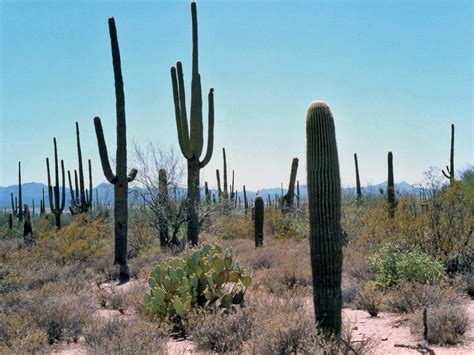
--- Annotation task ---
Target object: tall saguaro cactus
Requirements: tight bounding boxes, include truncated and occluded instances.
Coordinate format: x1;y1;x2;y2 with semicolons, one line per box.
222;148;228;200
46;138;66;228
306;101;342;336
94;17;137;280
282;158;299;210
11;162;24;222
75;122;88;212
158;168;170;247
254;196;264;247
171;2;214;245
387;151;396;217
442;124;455;184
354;153;362;203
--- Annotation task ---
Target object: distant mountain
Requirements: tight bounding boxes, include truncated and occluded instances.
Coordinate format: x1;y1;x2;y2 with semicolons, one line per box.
0;181;421;209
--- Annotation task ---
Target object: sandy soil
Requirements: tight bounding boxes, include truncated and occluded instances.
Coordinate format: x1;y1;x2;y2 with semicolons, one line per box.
53;280;474;355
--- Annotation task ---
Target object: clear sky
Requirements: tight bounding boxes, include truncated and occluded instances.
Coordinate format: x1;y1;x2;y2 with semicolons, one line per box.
1;0;472;191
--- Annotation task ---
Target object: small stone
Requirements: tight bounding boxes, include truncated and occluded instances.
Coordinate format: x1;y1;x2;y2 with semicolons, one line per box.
381;337;388;341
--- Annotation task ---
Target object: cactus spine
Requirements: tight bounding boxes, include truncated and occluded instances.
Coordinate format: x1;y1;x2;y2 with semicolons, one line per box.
46;138;66;228
442;124;455;184
387;151;396;217
254;196;264;247
354;153;362;203
171;2;214;245
306;101;342;336
93;17;138;280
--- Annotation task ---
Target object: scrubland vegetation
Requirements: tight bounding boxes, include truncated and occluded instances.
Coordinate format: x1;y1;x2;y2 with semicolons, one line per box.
1;167;472;353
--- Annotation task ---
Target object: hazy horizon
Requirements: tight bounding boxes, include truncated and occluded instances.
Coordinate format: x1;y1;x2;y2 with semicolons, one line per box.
1;0;472;191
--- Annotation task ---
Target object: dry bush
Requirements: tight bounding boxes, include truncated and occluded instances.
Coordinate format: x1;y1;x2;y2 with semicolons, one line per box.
410;304;470;345
127;218;160;258
385;283;460;314
355;283;383;317
207;212;253;240
84;318;165;353
343;246;374;284
191;307;254;352
264;208;309;240
248;295;373;354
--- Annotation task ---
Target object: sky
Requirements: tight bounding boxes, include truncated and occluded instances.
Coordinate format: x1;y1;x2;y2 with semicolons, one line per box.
0;0;472;191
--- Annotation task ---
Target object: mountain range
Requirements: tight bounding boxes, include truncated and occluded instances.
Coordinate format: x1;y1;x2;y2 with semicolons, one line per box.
0;181;421;209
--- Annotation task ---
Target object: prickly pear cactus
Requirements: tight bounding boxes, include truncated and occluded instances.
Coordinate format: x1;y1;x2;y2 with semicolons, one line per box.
144;244;251;323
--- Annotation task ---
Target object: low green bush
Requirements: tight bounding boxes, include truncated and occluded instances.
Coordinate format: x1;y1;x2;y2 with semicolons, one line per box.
370;244;445;289
144;244;251;324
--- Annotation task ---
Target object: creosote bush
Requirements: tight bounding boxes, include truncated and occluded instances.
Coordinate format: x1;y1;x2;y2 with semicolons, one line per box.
355;282;383;317
369;244;445;289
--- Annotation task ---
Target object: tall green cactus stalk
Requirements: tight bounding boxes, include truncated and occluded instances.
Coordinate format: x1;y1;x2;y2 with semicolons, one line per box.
158;168;170;247
40;188;45;216
267;194;271;207
222;148;228;200
23;205;32;237
88;159;93;209
11;162;24;222
216;169;222;202
230;170;235;200
32;200;35;217
354;153;362;203
306;101;342;336
387;151;396;217
204;181;211;204
46;138;66;228
243;185;248;215
94;17;138;280
171;2;214;246
442;124;455;184
67;170;78;214
75;122;88;212
296;180;300;208
8;214;12;229
282;158;299;210
254;196;264;247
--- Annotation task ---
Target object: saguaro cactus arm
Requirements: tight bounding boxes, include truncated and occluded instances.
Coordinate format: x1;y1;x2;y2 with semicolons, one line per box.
199;88;214;168
171;64;192;159
94;117;117;184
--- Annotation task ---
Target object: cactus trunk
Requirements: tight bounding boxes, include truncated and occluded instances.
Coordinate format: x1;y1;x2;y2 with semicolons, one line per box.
387;152;396;217
158;168;170;247
442;124;455;184
354;153;362;203
254;196;264;247
306;101;342;336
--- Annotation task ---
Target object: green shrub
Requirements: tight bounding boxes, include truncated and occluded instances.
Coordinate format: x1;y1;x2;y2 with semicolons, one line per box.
370;244;445;289
144;244;251;323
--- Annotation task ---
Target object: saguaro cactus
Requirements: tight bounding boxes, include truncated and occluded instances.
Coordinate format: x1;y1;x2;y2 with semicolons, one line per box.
46;138;66;228
442;124;455;184
282;158;299;210
222;148;228;200
306;101;342;336
94;17;138;280
243;185;249;215
254;196;264;247
354;153;362;203
296;180;300;208
216;169;222;202
23;205;32;237
8;214;13;229
75;122;88;212
11;162;23;222
387;151;396;217
204;181;211;204
87;159;93;209
171;2;214;245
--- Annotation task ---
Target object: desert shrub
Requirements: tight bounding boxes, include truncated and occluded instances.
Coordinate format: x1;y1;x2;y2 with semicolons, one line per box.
84;318;165;353
264;209;309;240
343;246;374;283
207;212;253;240
369;244;445;289
36;214;110;263
191;307;254;352
128;218;160;258
144;244;251;324
355;283;383;317
385;283;460;314
410;304;469;345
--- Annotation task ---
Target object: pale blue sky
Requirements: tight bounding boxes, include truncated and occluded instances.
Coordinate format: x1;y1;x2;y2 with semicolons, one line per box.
1;0;472;191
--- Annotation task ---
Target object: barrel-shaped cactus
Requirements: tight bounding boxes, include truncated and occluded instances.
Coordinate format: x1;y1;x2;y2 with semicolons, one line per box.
171;2;214;246
254;196;264;247
306;101;342;336
93;18;137;280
